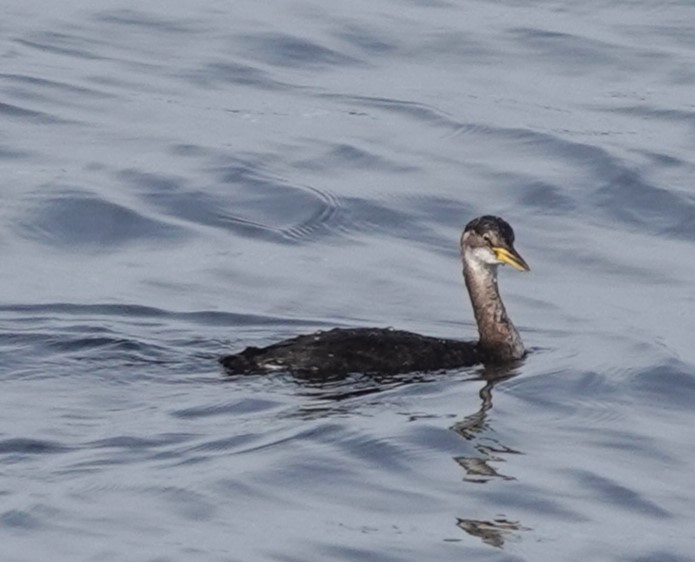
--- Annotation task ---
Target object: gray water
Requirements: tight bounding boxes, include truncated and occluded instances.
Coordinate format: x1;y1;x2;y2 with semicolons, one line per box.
2;1;695;560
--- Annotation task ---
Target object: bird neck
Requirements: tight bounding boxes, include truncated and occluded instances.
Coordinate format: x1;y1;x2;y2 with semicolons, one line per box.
463;259;525;361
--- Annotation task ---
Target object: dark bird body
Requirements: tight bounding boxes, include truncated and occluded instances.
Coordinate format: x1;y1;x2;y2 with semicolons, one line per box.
219;327;481;377
220;216;530;377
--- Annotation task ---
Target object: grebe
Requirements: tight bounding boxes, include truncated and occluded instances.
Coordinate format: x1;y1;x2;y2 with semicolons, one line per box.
220;215;529;376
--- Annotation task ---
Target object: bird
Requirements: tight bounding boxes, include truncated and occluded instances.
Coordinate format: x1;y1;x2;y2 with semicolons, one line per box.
220;215;530;377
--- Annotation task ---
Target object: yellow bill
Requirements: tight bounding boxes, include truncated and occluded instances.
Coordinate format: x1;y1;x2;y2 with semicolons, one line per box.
493;246;530;272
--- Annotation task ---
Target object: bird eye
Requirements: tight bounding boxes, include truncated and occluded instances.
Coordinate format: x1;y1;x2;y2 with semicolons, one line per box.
482;234;492;245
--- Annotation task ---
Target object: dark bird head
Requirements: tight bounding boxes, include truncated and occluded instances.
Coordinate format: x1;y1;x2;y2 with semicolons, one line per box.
461;215;530;272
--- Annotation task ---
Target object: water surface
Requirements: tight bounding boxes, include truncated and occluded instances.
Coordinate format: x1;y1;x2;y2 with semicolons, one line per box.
2;1;695;560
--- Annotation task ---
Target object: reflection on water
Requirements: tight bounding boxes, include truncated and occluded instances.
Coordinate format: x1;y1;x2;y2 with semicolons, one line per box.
450;366;527;546
451;366;519;440
457;517;530;549
455;442;519;484
266;363;532;549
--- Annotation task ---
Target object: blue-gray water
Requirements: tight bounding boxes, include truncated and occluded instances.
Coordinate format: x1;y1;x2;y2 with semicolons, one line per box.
2;1;695;560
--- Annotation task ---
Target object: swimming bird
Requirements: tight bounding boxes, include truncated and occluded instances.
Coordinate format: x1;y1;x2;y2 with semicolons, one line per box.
220;215;529;376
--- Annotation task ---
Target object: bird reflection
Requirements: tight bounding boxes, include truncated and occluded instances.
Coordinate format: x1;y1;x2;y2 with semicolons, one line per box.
451;364;517;440
267;360;531;547
451;365;521;483
456;517;530;548
452;364;530;547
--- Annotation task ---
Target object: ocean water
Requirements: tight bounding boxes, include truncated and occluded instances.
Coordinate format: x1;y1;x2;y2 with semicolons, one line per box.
1;1;695;560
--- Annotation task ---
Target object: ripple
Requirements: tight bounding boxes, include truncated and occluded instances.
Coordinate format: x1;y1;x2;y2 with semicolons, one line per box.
87;434;193;450
593;166;695;241
44;335;152;354
336;25;398;56
608;104;695;127
506;370;627;427
0;509;42;529
310;544;419;562
239;32;361;68
0;438;72;455
0;143;30;159
320;427;415;472
294;142;418;174
190;61;291;90
632;552;694;562
481;483;589;522
628;359;695;412
566;469;672;519
0;302;326;328
484;122;695;240
15;31;104;61
120;148;475;251
120;165;345;245
17;192;188;249
0;72;115;103
324;94;464;131
510;28;620;70
0;101;69;124
172;398;281;419
95;9;200;34
517;180;577;213
0;302;337;381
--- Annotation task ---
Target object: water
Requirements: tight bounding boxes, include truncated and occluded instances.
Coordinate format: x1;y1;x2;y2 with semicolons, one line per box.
1;0;695;560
